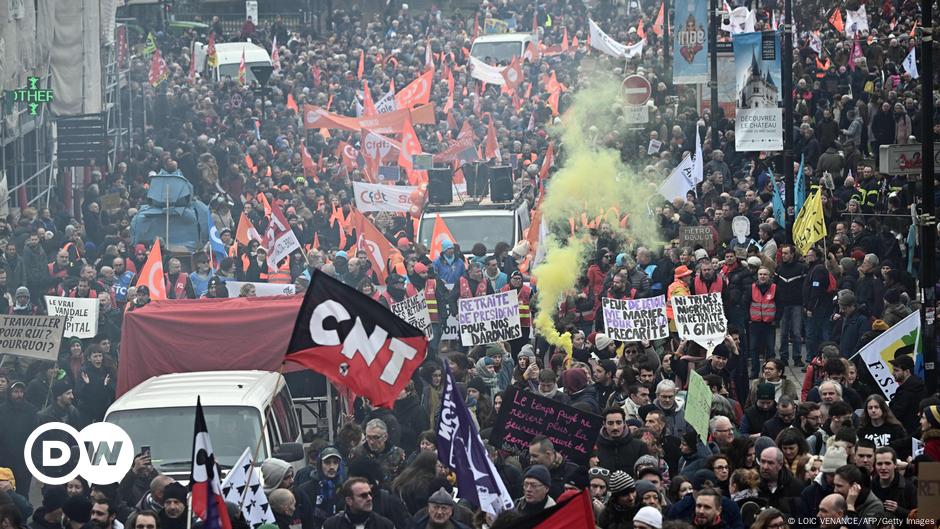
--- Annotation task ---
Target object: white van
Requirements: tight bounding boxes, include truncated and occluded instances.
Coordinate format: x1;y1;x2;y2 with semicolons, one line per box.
418;195;530;257
470;33;537;65
194;41;273;84
104;370;304;481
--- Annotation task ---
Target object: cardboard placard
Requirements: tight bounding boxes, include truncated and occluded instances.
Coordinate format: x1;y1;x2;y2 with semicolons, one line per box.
648;139;663;155
392;293;433;338
917;462;940;519
686;371;714;445
679;226;716;252
45;296;99;339
441;314;459;340
99;193;123;211
672;293;727;354
0;315;65;361
458;290;522;346
602;295;668;341
489;387;602;466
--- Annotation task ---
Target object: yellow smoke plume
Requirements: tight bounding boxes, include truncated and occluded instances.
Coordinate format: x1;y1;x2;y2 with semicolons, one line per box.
533;71;662;358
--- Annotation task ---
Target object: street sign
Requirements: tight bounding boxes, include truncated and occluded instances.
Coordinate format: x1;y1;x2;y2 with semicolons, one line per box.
878;143;940;175
621;75;651;106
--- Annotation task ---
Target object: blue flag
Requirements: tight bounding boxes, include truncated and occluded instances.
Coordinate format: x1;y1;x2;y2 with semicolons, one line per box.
794;154;806;216
770;171;786;228
208;218;228;267
436;364;514;517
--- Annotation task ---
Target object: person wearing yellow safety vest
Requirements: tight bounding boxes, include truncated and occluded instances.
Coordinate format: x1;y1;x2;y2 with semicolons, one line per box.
748;267;777;378
501;271;533;359
666;265;693;333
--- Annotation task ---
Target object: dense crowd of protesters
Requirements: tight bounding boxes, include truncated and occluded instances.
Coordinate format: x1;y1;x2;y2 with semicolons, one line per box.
2;0;940;528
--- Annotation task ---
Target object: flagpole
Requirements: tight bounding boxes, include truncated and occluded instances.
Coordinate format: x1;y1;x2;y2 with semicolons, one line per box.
783;0;795;243
186;495;192;529
919;0;937;396
239;364;286;513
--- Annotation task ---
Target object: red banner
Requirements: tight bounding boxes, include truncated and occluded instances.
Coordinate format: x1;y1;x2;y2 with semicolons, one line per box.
303;103;436;134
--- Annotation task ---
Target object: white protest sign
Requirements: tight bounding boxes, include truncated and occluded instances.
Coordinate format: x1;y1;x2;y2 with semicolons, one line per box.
0;315;65;361
224;281;296;298
602;295;668;342
441;314;460;340
914;437;925;458
353;181;418;213
732;215;750;243
672;293;727;354
392;293;433;338
458;290;522;346
648;139;663;155
45;296;99;339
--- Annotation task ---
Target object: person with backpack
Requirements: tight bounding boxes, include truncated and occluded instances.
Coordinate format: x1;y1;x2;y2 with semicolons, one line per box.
802;247;836;364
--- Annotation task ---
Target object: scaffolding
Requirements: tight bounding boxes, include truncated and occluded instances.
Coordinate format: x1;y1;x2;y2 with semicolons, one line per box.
1;71;57;214
103;30;132;168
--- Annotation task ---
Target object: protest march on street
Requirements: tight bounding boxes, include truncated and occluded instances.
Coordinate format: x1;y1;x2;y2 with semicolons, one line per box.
1;0;940;528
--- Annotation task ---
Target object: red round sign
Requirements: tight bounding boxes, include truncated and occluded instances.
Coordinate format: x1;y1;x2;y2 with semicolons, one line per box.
622;75;651;106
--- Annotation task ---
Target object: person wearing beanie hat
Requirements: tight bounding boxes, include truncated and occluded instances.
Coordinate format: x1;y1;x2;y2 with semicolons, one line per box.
633;505;663;529
261;458;293;495
594;333;614;355
516;465;556;514
158;483;188;529
560;368;599;414
597;470;638;528
821;446;847;473
635;480;660;507
63;495;92;527
432;238;465;284
666;266;692;328
37;486;69;528
417;486;465;529
889;354;926;432
37;378;81;428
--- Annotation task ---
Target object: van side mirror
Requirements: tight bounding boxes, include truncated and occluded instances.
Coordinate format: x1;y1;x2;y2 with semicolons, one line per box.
272;442;304;462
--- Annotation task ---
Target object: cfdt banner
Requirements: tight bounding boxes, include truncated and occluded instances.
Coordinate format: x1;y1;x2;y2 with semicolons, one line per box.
672;0;709;84
733;31;783;151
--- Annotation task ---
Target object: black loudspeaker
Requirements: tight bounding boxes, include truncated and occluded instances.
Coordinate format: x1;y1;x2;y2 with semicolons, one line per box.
488;165;513;202
428;167;453;204
462;162;489;197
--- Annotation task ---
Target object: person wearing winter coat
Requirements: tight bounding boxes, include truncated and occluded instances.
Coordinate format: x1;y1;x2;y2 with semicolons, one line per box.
297;447;346;529
888;355;927;433
595;408;650;475
561;368;599;415
392;383;429;456
833;290;870;358
75;346;116;424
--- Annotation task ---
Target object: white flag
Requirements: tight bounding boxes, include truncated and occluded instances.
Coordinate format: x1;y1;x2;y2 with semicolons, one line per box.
375;89;398;114
468;56;507;86
845;5;869;36
903;47;920;79
726;7;752;34
857;311;920;402
692;126;704;185
221;448;275;529
624;39;645;59
659;155;696;202
589;19;628;57
744;9;757;32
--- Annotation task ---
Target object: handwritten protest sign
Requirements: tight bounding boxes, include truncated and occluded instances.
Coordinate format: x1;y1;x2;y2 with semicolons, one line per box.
918;463;940;519
0;315;65;361
679;226;716;252
673;292;727;354
45;296;99;339
489;387;602;466
392;293;432;338
602;295;668;341
224;281;296;298
458;290;521;346
441;314;459;340
686;371;714;444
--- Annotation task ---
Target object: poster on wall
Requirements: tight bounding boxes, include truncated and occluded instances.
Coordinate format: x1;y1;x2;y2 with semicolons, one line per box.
733;31;783;151
672;0;709;84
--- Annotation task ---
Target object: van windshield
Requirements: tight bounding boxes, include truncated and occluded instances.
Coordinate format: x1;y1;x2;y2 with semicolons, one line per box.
107;406;265;469
217;62;268;84
470;42;523;65
419;214;515;253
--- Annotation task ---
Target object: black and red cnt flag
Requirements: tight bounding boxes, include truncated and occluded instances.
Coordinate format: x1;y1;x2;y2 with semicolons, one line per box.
499;489;595;529
285;269;427;408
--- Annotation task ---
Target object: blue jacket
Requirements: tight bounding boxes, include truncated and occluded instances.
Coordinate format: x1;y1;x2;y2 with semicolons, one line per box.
432;254;465;284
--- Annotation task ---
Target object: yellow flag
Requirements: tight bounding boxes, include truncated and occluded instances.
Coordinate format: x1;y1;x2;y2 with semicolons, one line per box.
143;32;157;57
793;188;827;255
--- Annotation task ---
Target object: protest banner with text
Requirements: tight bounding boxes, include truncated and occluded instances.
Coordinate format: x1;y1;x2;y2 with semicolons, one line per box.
392;293;433;338
673;293;727;354
602;296;669;341
0;315;65;361
458;291;522;346
489;387;602;466
45;296;99;339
